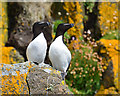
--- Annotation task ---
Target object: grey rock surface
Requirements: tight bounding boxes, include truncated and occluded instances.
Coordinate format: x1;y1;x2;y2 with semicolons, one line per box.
0;62;31;94
1;61;30;76
102;60;114;88
27;63;72;94
0;62;72;94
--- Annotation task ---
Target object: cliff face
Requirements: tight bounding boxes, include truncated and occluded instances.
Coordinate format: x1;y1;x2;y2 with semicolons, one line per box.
1;62;72;94
95;39;120;95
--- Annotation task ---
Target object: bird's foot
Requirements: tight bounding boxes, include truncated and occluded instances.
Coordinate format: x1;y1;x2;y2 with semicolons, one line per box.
31;61;39;65
61;72;67;80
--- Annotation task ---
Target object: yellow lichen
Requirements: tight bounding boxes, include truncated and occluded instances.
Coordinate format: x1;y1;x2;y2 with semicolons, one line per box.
96;85;118;95
96;39;120;94
99;2;118;36
0;46;24;64
0;2;16;64
2;74;29;94
63;2;83;50
1;62;33;94
98;39;119;58
61;80;65;85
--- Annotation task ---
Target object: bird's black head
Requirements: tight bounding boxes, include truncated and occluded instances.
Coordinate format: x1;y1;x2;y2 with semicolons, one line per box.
32;21;51;40
55;23;74;40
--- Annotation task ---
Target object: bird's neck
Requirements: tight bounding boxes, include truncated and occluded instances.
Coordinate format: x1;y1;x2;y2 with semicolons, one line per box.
54;30;64;43
32;31;42;40
55;35;64;44
32;32;43;40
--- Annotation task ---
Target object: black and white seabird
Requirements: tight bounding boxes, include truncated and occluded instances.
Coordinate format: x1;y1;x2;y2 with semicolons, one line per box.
26;21;50;64
49;23;74;80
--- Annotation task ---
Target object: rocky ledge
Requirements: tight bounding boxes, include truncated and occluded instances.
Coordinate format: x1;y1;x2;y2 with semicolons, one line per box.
0;62;72;95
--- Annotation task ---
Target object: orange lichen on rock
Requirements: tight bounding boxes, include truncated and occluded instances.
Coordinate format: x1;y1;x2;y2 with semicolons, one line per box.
0;2;15;64
1;47;14;64
96;39;120;94
98;39;119;57
0;2;24;64
96;85;118;95
0;2;8;44
112;55;119;91
2;74;29;94
1;62;33;94
64;2;83;37
0;46;24;64
99;2;118;36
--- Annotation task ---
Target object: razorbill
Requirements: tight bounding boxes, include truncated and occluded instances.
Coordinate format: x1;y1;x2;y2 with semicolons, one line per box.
49;23;74;80
26;21;50;64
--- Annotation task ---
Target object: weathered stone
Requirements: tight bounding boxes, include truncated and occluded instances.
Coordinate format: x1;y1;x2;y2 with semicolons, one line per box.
95;39;120;94
0;62;31;94
27;63;72;94
1;61;30;76
1;47;24;64
10;47;25;63
0;62;72;95
102;60;114;88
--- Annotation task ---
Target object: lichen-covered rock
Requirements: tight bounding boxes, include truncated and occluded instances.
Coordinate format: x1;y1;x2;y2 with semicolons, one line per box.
95;39;120;94
0;47;24;64
0;62;72;95
112;55;119;91
27;63;72;94
0;61;32;94
102;60;114;88
95;85;118;95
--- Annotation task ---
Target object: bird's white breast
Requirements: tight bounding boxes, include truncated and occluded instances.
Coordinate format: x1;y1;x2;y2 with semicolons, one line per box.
49;36;71;72
26;33;47;64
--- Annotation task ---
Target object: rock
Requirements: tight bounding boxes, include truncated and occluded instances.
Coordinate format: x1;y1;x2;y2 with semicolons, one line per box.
27;63;72;94
1;61;31;76
112;54;120;92
1;62;31;94
1;47;24;64
95;86;119;95
0;62;72;94
6;28;33;61
95;39;120;94
102;60;114;88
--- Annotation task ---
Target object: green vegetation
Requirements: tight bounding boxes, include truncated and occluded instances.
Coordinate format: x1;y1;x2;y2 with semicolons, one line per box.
53;20;64;33
53;20;70;43
66;42;103;95
84;2;95;13
100;30;119;40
